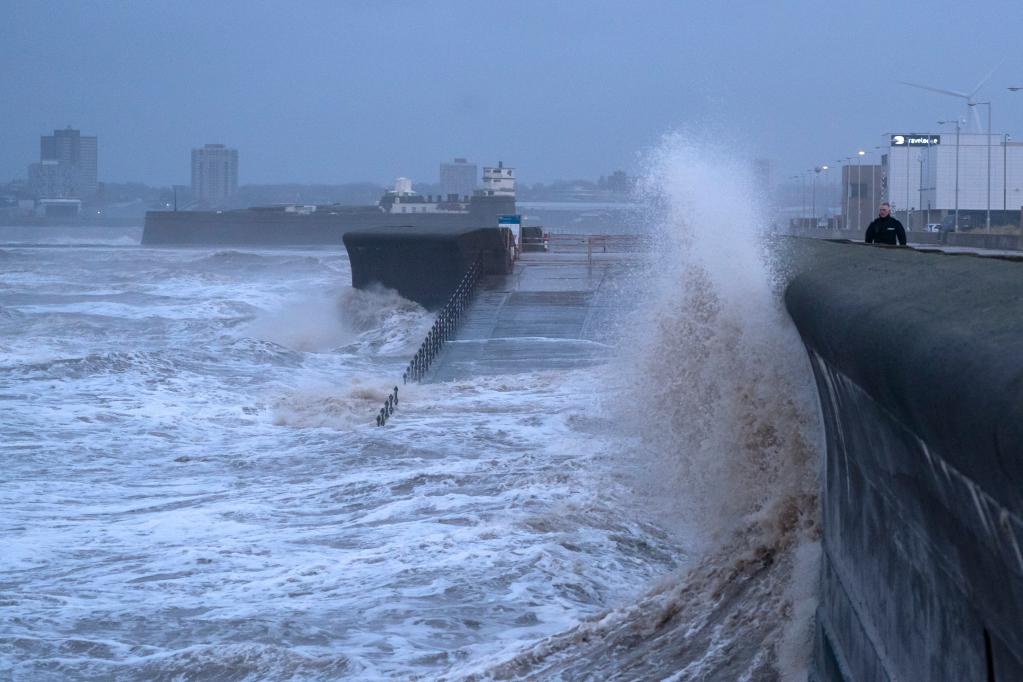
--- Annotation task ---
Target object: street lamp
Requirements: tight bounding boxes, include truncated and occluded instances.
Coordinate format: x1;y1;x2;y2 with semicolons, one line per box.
810;168;821;226
1007;87;1023;219
939;118;962;231
844;157;855;229
1005;134;1011;212
836;160;845;229
800;173;808;226
872;146;884;221
857;150;865;231
821;165;830;227
969;101;992;230
818;166;826;228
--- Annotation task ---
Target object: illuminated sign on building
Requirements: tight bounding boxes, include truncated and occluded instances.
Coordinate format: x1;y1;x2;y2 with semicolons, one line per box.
891;134;941;146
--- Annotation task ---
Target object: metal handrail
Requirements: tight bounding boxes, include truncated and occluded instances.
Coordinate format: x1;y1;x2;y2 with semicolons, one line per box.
375;254;484;426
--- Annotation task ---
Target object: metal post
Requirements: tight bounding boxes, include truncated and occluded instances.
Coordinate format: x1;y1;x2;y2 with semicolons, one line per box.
811;169;817;226
1004;133;1009;212
856;155;862;232
987;103;992;230
949;120;957;232
871;159;876;224
905;144;911;229
801;173;807;226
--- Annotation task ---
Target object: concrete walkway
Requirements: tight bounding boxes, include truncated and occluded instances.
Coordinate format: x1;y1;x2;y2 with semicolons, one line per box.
426;250;642;382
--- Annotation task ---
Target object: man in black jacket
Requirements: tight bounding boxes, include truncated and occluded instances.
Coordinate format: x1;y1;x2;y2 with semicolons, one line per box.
864;202;907;245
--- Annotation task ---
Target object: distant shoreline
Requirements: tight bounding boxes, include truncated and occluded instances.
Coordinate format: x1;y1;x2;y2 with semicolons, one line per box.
0;217;144;228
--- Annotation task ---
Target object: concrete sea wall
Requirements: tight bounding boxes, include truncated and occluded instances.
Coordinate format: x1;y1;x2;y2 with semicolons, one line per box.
789;227;1023;251
142;196;515;246
782;240;1023;680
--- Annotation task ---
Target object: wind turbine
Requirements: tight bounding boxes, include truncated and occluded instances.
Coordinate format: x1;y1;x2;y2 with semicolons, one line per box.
900;64;1000;133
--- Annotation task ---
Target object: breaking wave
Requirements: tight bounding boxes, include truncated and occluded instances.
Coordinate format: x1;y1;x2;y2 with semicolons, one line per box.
245;284;432;355
459;133;823;680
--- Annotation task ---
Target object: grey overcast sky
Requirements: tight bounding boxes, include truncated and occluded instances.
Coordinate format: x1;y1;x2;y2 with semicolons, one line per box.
3;0;1023;186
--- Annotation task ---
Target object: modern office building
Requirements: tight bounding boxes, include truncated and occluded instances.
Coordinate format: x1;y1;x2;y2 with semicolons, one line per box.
191;144;239;206
882;132;1023;229
28;127;98;198
439;158;477;199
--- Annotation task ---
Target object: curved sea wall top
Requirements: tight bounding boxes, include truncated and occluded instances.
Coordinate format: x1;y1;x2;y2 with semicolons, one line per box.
782;239;1023;681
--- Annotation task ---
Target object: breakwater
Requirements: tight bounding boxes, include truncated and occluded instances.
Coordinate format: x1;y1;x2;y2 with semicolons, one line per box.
141;195;514;246
341;225;513;309
783;239;1023;680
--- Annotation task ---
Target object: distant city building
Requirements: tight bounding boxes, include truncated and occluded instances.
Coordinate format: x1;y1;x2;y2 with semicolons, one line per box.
28;126;98;198
879;132;1023;229
191;144;238;206
439;158;477;199
827;133;1023;231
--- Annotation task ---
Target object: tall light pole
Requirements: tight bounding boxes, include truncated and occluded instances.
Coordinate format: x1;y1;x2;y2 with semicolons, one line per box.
970;101;992;230
1009;88;1023;220
847;155;855;228
818;166;826;228
905;141;912;228
845;156;854;229
810;168;819;226
857;150;865;232
800;173;807;226
1004;133;1010;212
939;118;962;231
834;159;842;226
872;145;884;221
821;165;830;227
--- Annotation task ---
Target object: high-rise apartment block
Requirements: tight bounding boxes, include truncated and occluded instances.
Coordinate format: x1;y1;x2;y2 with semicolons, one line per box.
191;144;238;206
28;127;98;198
439;158;477;199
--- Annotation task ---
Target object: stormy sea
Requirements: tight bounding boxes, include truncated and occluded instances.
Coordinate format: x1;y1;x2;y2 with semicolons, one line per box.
1;141;822;681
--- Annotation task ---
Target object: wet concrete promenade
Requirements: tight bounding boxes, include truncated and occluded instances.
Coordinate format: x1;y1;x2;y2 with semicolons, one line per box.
426;245;645;382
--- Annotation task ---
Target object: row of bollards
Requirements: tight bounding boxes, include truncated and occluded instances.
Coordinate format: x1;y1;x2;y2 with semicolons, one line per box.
375;386;399;427
376;255;483;426
402;256;482;385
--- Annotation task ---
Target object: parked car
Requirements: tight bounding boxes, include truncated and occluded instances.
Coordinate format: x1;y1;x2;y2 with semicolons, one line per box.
926;223;942;232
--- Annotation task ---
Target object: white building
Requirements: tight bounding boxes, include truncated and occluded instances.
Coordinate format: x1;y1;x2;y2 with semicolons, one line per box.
884;132;1023;228
191;144;238;206
481;161;515;197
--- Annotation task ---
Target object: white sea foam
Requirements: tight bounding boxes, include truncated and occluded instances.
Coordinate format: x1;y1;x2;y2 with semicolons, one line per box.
0;235;683;680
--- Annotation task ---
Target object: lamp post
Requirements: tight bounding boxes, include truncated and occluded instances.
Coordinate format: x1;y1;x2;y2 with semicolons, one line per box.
818;166;826;228
857;150;865;232
1005;134;1010;212
800;173;807;227
905;141;912;228
969;101;992;230
872;146;884;221
939;118;962;231
1007;87;1023;220
811;168;820;226
844;157;854;229
791;175;801;227
830;159;838;226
